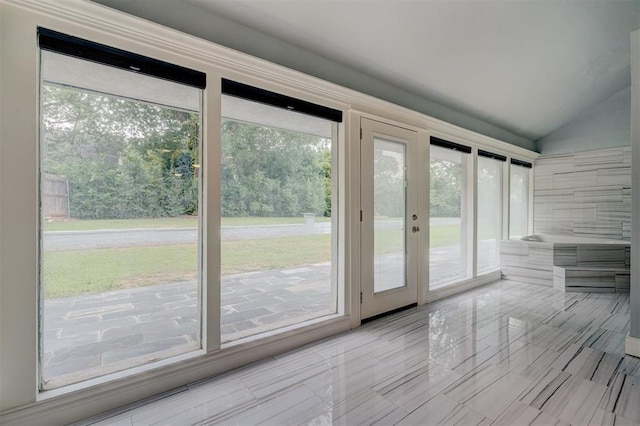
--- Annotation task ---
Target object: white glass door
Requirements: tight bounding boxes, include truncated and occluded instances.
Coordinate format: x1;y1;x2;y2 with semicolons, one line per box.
360;118;418;319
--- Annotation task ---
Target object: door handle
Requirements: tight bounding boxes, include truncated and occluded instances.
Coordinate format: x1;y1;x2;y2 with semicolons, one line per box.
412;226;420;233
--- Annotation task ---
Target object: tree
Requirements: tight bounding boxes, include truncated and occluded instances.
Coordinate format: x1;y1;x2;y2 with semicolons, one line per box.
373;148;404;218
430;159;462;217
221;120;331;217
477;159;501;237
41;83;201;219
42;83;333;221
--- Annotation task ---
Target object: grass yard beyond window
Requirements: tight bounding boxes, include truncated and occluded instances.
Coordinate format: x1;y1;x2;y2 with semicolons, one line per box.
44;234;333;298
44;224;463;298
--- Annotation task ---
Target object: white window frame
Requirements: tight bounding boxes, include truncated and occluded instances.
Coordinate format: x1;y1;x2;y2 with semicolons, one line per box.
217;80;344;344
424;139;536;303
0;4;352;422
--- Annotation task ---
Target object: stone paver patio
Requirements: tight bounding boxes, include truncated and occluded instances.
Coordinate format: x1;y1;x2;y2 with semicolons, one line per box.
42;263;333;388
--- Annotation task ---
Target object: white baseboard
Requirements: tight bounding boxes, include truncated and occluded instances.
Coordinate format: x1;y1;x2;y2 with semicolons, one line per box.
425;271;501;303
626;333;640;358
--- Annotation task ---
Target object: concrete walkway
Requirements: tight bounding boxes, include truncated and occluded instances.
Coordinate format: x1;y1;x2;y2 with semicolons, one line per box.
42;223;332;251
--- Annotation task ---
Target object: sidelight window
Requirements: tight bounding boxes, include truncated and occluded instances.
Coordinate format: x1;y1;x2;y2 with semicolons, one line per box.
477;151;505;273
509;160;531;238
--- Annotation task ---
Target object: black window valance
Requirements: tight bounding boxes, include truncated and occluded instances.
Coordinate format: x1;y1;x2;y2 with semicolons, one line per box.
38;27;206;89
222;79;342;122
430;136;472;154
478;149;507;162
511;158;532;168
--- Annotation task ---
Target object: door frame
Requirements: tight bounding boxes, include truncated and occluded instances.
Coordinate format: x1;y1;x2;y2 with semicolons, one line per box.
359;115;429;320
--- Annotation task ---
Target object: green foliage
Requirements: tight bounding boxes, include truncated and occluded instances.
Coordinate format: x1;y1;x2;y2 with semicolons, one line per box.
42;84;200;219
221;120;331;217
42;84;333;221
373;147;404;217
321;149;332;217
430;158;462;217
477;158;502;233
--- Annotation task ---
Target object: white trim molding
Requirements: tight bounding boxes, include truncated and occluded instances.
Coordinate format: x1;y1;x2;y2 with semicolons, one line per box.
425;271;502;304
7;0;538;162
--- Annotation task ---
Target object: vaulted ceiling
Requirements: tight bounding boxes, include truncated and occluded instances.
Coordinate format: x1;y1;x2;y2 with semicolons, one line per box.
94;0;640;149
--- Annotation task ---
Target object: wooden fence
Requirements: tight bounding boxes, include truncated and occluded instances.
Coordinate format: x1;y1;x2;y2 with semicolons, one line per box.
42;174;69;219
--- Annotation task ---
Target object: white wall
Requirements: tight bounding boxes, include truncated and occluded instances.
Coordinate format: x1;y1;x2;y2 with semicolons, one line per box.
536;87;631;155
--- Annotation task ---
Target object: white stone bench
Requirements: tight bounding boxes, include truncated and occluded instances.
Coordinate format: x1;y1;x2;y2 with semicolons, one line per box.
553;266;630;293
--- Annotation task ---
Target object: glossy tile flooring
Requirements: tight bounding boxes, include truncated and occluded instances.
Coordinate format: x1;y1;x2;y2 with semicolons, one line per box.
79;279;639;425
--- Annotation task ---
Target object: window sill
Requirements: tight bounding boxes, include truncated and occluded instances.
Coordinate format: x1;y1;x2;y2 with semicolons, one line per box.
426;271;502;303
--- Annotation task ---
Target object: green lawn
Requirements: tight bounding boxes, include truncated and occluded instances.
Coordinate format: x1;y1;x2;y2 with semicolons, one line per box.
430;224;460;247
44;244;198;298
43;223;463;299
44;234;336;298
221;234;331;275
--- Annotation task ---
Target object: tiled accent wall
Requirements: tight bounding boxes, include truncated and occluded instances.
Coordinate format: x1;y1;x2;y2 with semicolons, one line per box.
534;146;631;240
553;266;630;293
500;240;553;286
500;239;630;291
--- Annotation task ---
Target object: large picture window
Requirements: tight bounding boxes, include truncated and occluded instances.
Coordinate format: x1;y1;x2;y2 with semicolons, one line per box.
510;160;531;238
477;152;504;273
39;30;204;389
220;81;340;342
429;140;471;288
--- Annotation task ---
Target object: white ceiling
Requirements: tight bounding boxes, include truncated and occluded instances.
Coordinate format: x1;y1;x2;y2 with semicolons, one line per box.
94;0;640;144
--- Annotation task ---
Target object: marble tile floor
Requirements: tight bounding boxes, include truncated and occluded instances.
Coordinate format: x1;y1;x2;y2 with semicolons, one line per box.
76;279;639;426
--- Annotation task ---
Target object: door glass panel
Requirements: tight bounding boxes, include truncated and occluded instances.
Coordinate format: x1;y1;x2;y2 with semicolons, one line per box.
429;145;469;288
510;164;529;238
220;95;338;343
39;50;202;389
477;156;502;273
373;138;406;292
